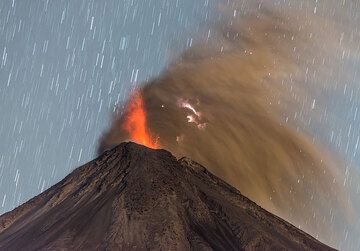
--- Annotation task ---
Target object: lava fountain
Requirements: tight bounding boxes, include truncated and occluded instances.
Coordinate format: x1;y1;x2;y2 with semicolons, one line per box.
122;90;159;149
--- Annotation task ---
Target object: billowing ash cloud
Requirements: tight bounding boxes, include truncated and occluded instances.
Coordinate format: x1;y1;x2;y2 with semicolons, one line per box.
98;2;360;249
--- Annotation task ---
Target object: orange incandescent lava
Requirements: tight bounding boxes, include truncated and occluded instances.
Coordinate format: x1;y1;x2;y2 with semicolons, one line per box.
122;90;159;149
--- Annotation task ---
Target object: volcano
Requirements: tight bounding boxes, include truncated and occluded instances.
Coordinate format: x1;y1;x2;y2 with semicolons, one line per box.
0;142;335;250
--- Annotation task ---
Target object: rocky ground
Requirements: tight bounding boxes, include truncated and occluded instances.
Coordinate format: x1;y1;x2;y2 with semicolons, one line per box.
0;142;336;250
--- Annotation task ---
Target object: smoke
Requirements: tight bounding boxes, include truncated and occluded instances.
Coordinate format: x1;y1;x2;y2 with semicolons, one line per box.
98;1;360;249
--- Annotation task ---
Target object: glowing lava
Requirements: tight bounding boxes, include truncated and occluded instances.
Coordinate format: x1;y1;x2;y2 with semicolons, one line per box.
122;90;159;149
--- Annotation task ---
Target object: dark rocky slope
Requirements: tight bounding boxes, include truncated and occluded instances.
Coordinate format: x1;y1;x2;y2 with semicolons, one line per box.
0;142;335;250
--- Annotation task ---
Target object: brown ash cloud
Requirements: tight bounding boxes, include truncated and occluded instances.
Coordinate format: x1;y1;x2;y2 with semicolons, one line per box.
98;3;360;249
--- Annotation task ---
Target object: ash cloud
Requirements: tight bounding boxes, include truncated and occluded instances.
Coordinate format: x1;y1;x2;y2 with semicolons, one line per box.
98;2;360;249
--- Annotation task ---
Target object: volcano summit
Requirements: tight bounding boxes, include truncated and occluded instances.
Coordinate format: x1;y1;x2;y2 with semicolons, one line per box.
0;142;335;250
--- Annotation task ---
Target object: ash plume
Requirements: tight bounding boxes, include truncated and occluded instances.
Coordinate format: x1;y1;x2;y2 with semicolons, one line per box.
98;2;360;249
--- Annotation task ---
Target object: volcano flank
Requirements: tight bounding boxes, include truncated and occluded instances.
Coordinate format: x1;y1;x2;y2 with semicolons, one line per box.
0;142;335;250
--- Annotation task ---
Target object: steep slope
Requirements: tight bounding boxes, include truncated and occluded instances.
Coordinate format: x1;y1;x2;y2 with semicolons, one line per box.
0;142;335;250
